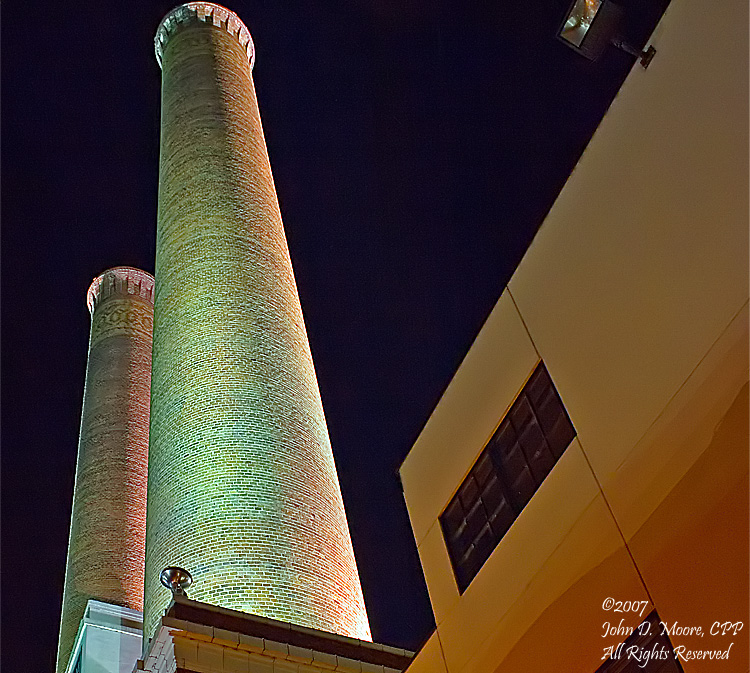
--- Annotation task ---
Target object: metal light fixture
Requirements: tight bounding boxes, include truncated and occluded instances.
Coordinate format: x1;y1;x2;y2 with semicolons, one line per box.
160;566;193;597
558;0;656;68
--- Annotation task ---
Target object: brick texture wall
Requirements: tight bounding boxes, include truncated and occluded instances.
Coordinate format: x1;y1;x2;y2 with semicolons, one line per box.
57;267;154;673
145;4;370;645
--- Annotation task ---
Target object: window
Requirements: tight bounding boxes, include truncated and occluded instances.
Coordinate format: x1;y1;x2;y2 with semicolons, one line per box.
440;362;576;592
597;610;685;672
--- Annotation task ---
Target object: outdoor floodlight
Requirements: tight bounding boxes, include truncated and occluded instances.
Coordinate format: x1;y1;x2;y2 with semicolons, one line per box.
558;0;656;68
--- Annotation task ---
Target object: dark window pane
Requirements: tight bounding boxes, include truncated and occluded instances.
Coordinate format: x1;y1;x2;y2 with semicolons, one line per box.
516;420;555;482
450;520;471;558
454;565;470;591
534;387;565;434
490;421;517;458
496;443;528;486
491;424;527;483
464;500;487;541
456;545;482;588
480;474;507;513
525;366;551;405
546;416;576;458
481;475;516;539
457;543;473;564
472;523;497;561
458;476;479;509
442;499;464;534
516;414;546;450
488;499;516;539
507;466;536;510
510;397;534;432
528;446;557;483
528;370;576;459
472;452;495;487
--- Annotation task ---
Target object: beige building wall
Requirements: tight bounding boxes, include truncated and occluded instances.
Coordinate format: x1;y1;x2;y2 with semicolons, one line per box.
400;0;748;669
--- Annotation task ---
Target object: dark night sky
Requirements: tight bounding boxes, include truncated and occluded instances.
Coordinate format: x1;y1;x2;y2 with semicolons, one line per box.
2;1;668;670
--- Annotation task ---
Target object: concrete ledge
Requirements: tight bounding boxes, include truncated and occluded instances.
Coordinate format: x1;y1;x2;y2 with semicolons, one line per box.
139;597;413;673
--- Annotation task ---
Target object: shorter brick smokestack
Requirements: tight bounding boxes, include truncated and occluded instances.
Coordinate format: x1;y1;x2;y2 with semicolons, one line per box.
56;267;154;673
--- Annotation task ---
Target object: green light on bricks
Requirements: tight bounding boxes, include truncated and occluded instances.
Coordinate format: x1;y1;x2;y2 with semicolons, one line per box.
144;3;370;643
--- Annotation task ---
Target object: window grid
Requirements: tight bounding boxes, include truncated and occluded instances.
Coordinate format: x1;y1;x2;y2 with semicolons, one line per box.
440;362;576;592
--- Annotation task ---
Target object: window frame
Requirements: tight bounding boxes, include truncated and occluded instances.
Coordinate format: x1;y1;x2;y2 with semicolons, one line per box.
439;361;577;593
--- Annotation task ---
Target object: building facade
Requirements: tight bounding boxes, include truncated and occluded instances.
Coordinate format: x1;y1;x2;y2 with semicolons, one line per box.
400;0;749;670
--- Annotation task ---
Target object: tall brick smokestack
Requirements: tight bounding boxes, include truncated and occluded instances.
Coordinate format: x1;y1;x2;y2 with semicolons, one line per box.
57;267;154;673
145;2;370;643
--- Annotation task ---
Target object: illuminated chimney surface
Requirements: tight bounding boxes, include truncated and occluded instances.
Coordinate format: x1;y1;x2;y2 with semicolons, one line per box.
57;267;154;673
144;2;371;643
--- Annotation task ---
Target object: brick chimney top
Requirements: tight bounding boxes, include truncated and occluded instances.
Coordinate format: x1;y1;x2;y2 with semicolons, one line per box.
155;3;255;69
86;267;155;315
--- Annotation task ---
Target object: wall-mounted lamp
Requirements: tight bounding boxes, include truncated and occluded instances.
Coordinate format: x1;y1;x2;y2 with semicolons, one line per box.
558;0;656;68
160;566;193;597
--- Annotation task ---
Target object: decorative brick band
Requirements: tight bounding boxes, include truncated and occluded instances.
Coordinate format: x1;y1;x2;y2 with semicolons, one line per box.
154;2;255;69
87;267;155;314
